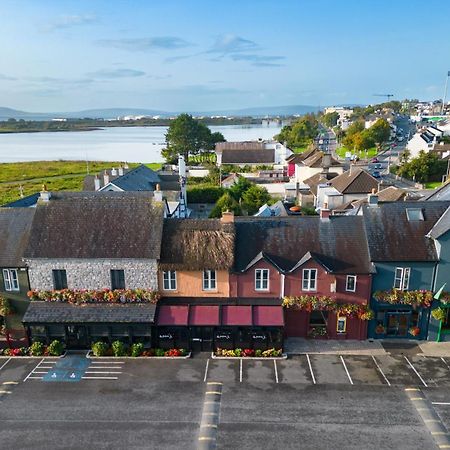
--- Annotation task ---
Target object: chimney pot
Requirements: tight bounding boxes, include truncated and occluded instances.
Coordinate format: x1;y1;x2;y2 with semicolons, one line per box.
103;170;110;186
111;167;117;176
118;166;124;176
221;210;235;223
94;175;101;191
39;184;51;203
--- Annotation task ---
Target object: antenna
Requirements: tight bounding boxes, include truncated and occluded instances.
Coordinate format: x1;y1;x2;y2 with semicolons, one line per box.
373;94;394;101
442;71;450;115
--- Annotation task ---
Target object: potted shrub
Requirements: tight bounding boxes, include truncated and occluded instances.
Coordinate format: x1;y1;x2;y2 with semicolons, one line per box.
91;341;109;357
431;307;447;322
308;326;328;339
375;324;385;334
408;326;420;337
47;339;64;356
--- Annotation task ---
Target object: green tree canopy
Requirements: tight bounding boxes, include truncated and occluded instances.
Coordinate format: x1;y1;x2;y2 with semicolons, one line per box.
397;151;447;183
276;114;319;148
370;118;391;145
162;113;225;164
228;176;253;201
241;185;271;215
209;192;242;218
322;112;339;128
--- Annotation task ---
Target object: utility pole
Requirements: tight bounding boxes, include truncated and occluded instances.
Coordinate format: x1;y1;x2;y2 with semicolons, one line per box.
442;71;450;115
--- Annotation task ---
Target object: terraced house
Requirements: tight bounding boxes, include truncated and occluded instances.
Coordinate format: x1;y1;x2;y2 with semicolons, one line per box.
22;191;164;347
364;201;450;340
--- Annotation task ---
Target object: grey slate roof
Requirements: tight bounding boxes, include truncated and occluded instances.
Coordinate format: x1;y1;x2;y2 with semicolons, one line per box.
427;206;450;240
25;192;164;259
221;149;275;165
362;201;450;262
233;216;372;274
3;193;40;208
0;207;35;267
109;164;161;191
425;181;450;201
22;302;156;323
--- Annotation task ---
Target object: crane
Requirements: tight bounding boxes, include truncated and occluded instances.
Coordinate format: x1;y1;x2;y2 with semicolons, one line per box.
373;94;394;101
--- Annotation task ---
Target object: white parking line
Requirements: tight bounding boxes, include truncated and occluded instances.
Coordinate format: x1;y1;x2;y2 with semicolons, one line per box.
203;359;209;383
88;366;122;369
90;361;124;364
441;357;450;371
372;356;391;386
432;402;450;406
273;360;279;383
306;354;316;384
82;376;118;380
404;356;428;387
340;355;354;385
0;358;11;371
85;371;122;374
23;358;45;382
239;358;242;383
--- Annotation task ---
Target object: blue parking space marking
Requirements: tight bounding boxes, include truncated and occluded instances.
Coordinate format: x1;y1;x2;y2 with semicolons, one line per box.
42;356;90;383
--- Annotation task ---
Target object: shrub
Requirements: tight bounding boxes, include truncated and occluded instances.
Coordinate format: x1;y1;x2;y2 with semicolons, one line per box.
255;349;262;357
0;297;13;316
187;186;225;203
111;340;127;357
155;348;166;357
30;341;44;356
432;307;447;322
47;340;64;356
91;341;109;357
130;342;144;357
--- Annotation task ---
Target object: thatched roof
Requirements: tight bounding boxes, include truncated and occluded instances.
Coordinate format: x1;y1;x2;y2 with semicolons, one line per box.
159;219;235;271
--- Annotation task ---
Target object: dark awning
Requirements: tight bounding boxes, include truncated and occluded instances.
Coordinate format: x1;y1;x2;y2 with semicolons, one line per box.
189;305;220;326
253;306;284;326
157;305;189;326
222;305;252;326
22;302;156;324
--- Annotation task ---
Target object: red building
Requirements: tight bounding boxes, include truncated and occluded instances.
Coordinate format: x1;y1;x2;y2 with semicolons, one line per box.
231;213;373;339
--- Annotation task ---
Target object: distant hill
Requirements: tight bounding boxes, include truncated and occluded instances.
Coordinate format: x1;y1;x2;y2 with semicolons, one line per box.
0;104;322;121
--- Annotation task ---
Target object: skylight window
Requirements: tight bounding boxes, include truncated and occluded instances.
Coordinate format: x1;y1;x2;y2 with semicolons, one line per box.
406;208;424;221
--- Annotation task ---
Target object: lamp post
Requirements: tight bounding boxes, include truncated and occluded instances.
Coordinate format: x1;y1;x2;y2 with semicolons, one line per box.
442;71;450;115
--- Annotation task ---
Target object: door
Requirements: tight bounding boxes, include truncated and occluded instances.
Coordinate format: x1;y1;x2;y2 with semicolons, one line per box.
190;327;214;352
386;313;409;337
65;325;88;348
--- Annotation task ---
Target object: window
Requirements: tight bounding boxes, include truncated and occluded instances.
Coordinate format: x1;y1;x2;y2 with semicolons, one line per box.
52;269;67;290
406;208;424;221
203;270;217;291
309;310;328;326
255;269;269;291
163;271;177;290
393;267;410;290
110;270;125;290
302;269;317;291
3;269;19;291
442;308;450;331
337;316;347;333
346;275;357;292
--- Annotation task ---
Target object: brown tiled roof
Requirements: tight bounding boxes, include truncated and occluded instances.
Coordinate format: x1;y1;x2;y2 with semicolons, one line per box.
0;208;35;267
159;219;235;271
363;201;450;262
216;141;265;151
302;152;342;168
233;216;372;274
303;172;339;196
286;147;318;164
25;192;164;259
221;149;275;164
330;168;378;194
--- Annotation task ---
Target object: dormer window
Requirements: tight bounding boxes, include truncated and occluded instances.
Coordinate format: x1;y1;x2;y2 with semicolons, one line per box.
302;269;317;291
394;267;410;290
406;208;424;221
255;269;269;291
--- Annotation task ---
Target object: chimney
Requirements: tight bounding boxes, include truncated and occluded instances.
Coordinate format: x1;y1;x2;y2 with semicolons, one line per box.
103;170;110;186
221;210;235;224
322;152;331;170
367;188;379;207
124;162;129;169
111;167;117;176
320;202;331;219
39;184;51;203
118;166;124;176
349;164;359;176
154;183;163;202
94;176;101;191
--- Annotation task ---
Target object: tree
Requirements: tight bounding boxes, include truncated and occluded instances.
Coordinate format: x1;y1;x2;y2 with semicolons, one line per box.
162;113;225;164
275;114;319;148
369;118;391;146
209;192;242;218
352;130;375;152
342;120;365;149
322;112;339;128
241;185;271;215
397;151;447;183
228;176;252;201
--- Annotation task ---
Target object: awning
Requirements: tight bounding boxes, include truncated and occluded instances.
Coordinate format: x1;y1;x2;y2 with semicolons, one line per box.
189;305;220;326
22;302;156;324
222;305;252;326
253;306;284;326
157;305;189;326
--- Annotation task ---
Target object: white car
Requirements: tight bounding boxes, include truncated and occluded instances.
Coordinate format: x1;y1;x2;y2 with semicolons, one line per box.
397;136;404;142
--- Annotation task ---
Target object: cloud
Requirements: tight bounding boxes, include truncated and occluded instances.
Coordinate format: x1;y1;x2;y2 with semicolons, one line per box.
0;73;16;81
164;54;194;63
23;76;95;88
86;68;146;79
43;14;97;32
96;37;191;51
230;54;285;67
208;34;259;55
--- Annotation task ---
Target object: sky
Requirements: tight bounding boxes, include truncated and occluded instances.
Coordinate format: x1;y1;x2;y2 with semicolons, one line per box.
1;0;450;112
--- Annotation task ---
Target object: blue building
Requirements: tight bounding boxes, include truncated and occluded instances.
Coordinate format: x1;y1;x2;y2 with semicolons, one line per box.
363;201;450;340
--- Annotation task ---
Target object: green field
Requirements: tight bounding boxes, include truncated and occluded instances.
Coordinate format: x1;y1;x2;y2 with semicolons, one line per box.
0;160;162;206
335;146;378;159
292;146;308;154
425;181;443;189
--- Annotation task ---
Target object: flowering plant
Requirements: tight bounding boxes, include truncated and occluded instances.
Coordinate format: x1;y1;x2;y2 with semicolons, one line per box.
27;288;160;304
308;326;328;338
373;290;433;308
408;326;420;337
283;296;374;320
431;307;447;322
375;324;385;334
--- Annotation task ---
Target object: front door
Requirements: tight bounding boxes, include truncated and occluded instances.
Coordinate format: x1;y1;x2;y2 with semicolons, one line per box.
66;325;88;349
386;313;409;337
190;327;214;352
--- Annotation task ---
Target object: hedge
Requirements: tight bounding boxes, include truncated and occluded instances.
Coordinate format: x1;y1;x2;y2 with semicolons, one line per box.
187;185;225;203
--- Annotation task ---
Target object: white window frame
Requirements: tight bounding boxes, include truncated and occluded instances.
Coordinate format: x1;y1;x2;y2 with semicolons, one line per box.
162;270;177;291
302;269;317;291
255;269;269;291
337;316;347;333
394;267;411;290
3;269;19;292
345;275;357;292
203;270;217;291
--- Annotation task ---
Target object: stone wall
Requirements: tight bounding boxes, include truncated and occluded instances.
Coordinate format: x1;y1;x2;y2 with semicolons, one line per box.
26;258;158;291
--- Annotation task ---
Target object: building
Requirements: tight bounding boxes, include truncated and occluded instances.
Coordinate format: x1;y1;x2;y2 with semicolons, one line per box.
22;192;164;347
215;141;292;167
363;201;450;339
231;213;373;339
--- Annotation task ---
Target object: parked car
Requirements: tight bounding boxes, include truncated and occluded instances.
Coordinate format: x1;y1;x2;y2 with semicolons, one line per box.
372;170;381;178
397;136;404;142
371;157;379;163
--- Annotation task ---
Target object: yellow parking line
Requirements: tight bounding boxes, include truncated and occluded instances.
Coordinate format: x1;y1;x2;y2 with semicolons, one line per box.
424;419;440;423
0;390;11;394
432;432;447;435
405;388;420;391
2;381;19;385
201;424;217;428
206;391;221;395
198;437;215;441
207;381;222;385
410;397;425;401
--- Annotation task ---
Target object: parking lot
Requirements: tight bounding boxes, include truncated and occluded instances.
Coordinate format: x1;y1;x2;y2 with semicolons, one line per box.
0;353;447;449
